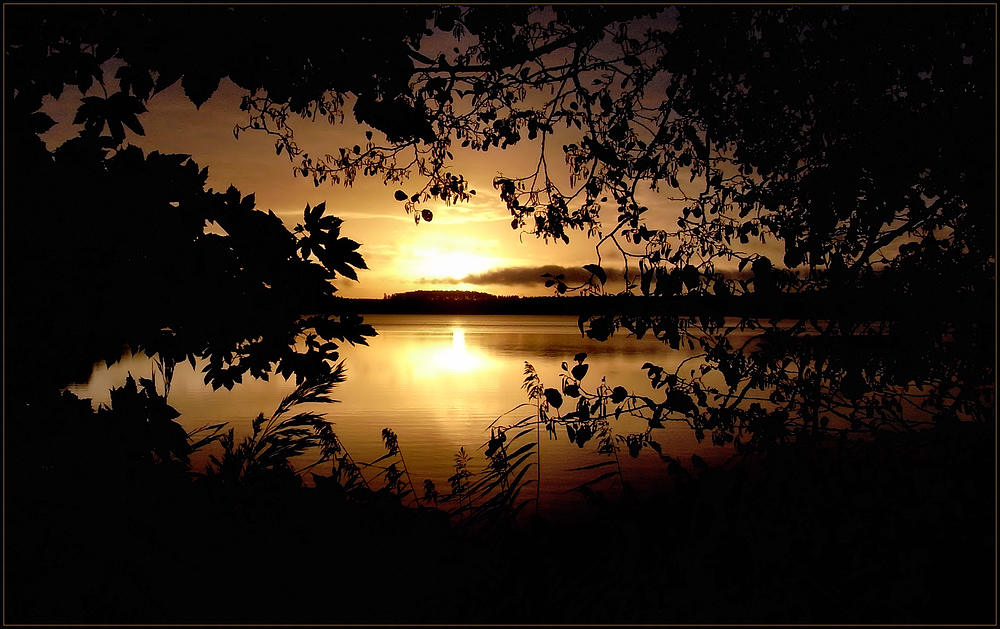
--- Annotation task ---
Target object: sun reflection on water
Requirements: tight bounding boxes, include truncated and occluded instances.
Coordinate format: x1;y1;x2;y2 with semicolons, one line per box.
428;328;487;374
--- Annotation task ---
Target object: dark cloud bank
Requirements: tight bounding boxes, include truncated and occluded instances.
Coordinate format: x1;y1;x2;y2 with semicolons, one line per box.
422;265;603;287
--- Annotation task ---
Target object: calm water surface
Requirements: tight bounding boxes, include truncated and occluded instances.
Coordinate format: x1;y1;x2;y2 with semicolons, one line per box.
70;315;740;517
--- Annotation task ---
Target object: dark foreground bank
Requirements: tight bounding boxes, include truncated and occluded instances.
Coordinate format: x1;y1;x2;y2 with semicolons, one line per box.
6;417;994;625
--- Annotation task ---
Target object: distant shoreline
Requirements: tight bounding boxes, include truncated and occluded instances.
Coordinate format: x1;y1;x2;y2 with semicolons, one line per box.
331;290;987;321
336;294;733;317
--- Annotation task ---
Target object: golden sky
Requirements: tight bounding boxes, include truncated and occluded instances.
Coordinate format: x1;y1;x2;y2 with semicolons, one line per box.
40;71;785;299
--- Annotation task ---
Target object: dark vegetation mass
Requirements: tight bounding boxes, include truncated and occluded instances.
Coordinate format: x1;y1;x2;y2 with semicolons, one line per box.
5;5;995;624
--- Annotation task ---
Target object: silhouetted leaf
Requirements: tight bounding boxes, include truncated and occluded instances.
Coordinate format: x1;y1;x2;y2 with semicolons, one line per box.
181;71;221;109
29;112;56;134
681;265;700;290
543;388;562;409
567;460;617;472
567;471;618;492
583;263;607;284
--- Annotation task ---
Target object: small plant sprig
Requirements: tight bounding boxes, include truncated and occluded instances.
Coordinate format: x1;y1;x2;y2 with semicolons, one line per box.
548;354;632;501
511;355;675;507
521;361;551;516
360;427;422;507
445;447;475;521
204;362;349;488
460;419;538;531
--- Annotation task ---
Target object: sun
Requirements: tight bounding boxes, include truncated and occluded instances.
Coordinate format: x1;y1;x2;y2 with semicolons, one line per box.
410;248;498;280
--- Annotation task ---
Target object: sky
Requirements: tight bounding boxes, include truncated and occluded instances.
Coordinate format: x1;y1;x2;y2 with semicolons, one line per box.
37;17;786;301
41;77;630;299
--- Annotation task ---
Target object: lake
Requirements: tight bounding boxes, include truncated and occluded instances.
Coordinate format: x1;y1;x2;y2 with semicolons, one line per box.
68;314;741;519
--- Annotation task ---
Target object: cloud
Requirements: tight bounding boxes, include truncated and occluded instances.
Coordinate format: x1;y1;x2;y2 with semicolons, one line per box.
322;203;510;226
421;264;595;286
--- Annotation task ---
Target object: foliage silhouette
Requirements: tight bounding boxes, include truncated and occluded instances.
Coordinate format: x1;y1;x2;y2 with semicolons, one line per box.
7;8;378;399
4;6;995;624
439;356;651;530
445;446;475;522
8;5;993;448
9;356;994;624
203;362;347;491
353;427;424;508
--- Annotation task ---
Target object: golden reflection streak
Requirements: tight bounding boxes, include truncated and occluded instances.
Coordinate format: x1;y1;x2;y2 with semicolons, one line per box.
427;328;486;374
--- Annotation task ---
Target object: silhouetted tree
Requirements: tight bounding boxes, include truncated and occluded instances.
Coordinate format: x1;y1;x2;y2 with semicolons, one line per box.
6;6;384;394
4;7;995;625
6;5;994;449
307;5;992;444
